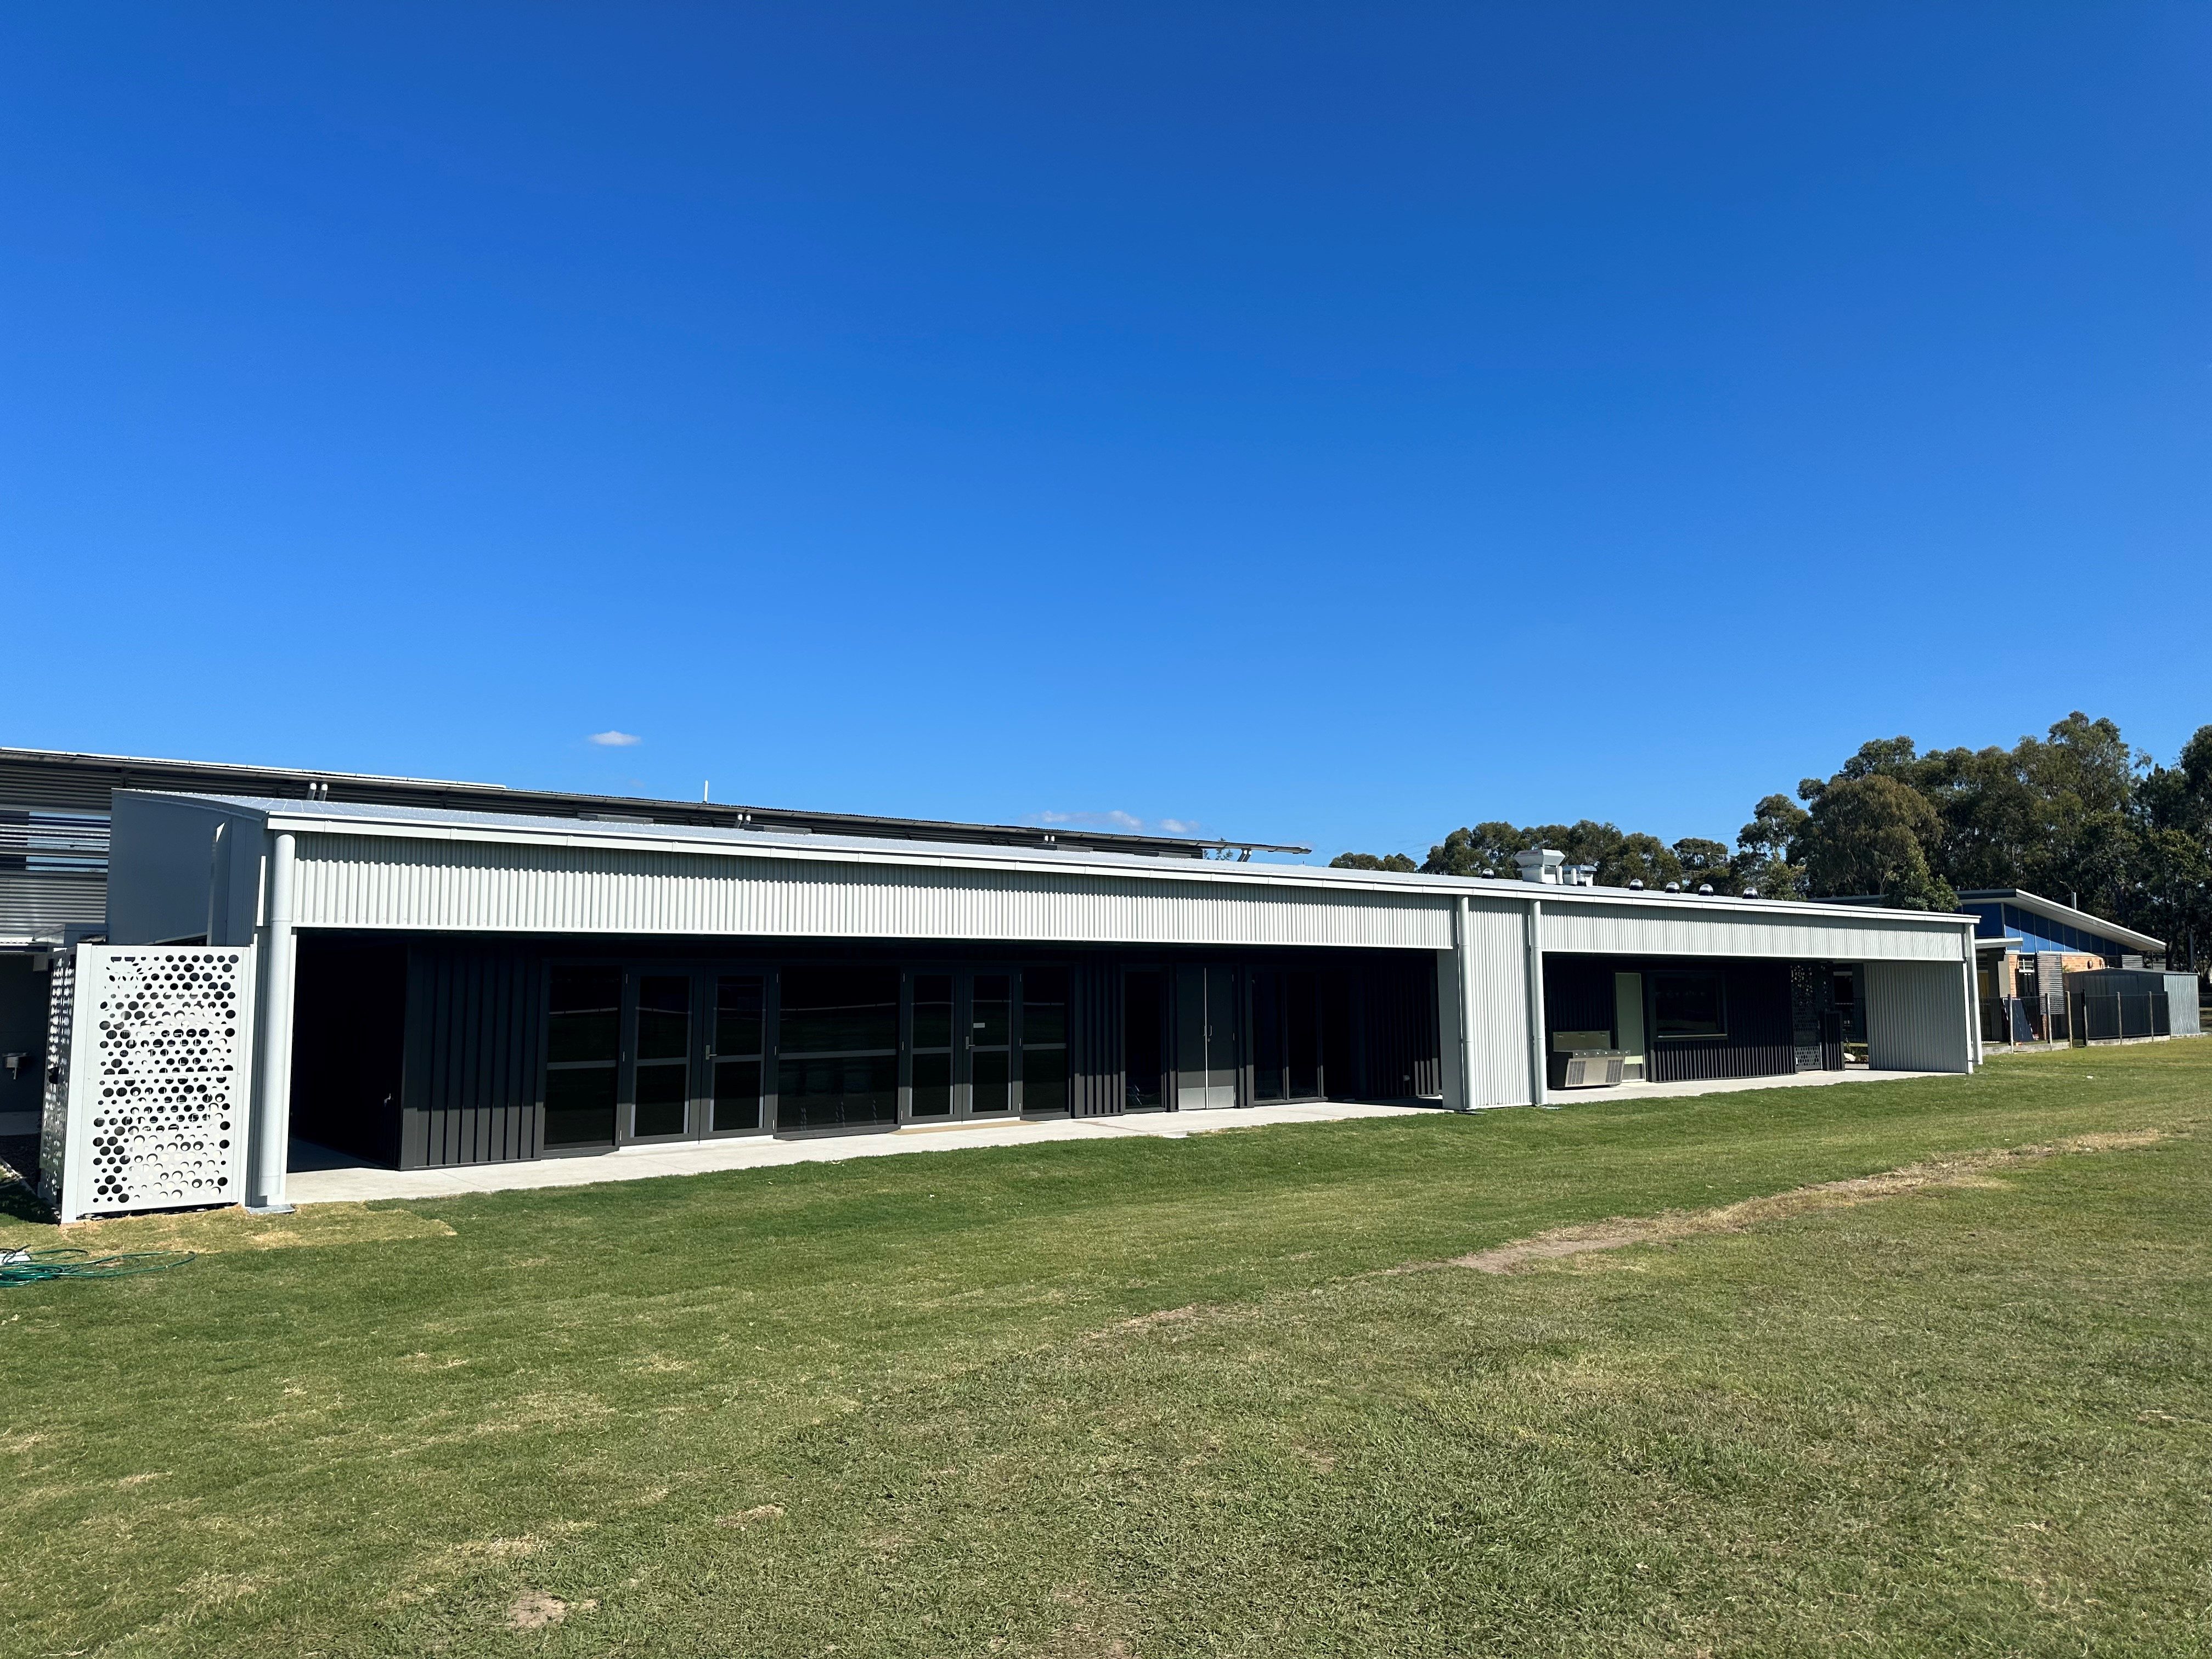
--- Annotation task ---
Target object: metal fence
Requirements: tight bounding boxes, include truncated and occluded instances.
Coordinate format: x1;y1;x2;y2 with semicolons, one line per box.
1985;989;2177;1046
2068;986;2171;1044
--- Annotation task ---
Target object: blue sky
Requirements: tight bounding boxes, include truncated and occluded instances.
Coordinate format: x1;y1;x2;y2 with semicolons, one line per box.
4;5;2207;860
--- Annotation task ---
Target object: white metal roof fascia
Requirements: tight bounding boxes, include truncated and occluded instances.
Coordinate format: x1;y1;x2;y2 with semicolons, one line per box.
1974;936;2028;951
157;792;1980;935
1962;889;2164;953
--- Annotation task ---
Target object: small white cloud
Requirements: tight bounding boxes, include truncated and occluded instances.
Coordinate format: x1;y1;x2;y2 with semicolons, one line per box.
1156;819;1201;836
1037;809;1146;830
587;730;641;747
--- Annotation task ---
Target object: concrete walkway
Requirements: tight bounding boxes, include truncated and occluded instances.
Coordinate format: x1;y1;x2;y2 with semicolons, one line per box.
283;1066;1945;1207
1598;1066;1944;1101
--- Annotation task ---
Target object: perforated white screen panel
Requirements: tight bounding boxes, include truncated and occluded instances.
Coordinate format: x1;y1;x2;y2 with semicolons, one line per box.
52;945;257;1222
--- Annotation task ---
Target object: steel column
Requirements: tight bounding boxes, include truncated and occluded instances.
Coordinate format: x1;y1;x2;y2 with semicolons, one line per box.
248;831;298;1212
1525;897;1548;1105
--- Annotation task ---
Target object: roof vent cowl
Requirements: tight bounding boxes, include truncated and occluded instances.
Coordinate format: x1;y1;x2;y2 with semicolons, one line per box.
1512;848;1566;885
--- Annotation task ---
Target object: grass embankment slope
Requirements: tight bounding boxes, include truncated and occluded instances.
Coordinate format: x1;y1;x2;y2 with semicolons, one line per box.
3;1045;2209;1657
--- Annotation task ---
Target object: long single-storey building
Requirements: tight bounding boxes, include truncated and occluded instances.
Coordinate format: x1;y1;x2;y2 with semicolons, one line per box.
31;781;1985;1221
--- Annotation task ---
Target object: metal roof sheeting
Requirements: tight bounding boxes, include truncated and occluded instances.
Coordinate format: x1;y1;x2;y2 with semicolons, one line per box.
0;745;1278;858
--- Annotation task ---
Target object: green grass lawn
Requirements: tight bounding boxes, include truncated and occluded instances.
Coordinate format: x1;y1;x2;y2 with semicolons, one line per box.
4;1045;2209;1657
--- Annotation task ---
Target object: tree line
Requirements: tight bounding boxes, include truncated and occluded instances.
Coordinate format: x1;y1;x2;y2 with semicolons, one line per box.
1331;713;2212;964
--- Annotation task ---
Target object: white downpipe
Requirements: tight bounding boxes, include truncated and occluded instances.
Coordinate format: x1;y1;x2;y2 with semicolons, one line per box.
249;831;298;1212
1525;897;1548;1105
1449;896;1473;1110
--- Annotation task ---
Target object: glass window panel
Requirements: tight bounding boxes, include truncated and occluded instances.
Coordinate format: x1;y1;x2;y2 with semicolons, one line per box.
912;974;953;1049
547;1009;618;1064
547;966;622;1064
639;975;689;1013
1252;972;1285;1102
637;975;690;1060
715;976;764;1058
972;974;1011;1047
1022;968;1067;1046
544;1065;617;1147
1124;970;1164;1110
779;967;898;1055
971;1048;1009;1114
1319;972;1352;1101
550;965;622;1014
777;1053;898;1128
1022;1045;1067;1115
634;1062;688;1137
1654;973;1727;1039
713;1058;762;1132
911;1050;952;1116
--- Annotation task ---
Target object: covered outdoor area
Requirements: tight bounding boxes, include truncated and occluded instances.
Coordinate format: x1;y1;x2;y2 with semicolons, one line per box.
1538;951;1971;1093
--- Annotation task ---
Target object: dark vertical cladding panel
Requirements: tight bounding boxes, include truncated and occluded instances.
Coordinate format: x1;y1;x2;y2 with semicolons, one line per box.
1410;954;1441;1098
1543;957;1616;1035
401;941;544;1169
1071;957;1125;1116
400;947;429;1168
524;957;545;1154
1356;953;1440;1101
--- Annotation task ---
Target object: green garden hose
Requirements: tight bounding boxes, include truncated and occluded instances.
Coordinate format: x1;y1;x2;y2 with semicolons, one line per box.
0;1247;196;1286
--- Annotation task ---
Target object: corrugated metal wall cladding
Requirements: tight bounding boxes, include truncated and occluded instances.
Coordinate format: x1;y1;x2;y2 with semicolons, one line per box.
1543;903;1964;963
2166;976;2203;1039
0;764;120;812
291;836;1455;949
1463;900;1531;1107
0;872;106;937
1864;960;1971;1072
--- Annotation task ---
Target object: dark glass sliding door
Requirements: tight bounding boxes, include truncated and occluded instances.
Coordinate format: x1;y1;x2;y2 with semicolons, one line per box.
632;975;693;1138
969;973;1012;1115
540;959;1079;1148
545;966;622;1148
1251;969;1330;1103
910;974;955;1117
712;975;766;1132
1021;968;1069;1115
898;966;1070;1122
778;967;899;1130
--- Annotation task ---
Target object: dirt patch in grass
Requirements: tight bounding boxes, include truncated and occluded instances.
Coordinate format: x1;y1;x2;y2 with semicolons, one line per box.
717;1504;786;1528
1449;1130;2172;1274
1090;1304;1204;1339
507;1590;594;1629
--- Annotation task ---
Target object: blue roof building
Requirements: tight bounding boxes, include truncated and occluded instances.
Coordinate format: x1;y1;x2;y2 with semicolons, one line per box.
1956;889;2163;966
